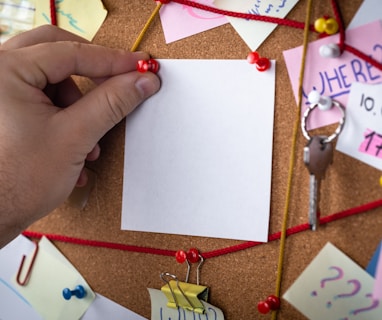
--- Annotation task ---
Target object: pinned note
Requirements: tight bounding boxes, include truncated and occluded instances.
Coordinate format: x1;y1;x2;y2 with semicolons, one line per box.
13;236;95;320
336;82;382;171
283;20;382;129
159;0;227;43
0;0;35;43
0;235;42;320
148;288;224;320
34;0;107;41
283;242;382;320
122;59;275;242
214;0;299;51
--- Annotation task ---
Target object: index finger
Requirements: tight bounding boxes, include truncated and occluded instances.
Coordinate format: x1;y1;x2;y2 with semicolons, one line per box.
8;41;149;88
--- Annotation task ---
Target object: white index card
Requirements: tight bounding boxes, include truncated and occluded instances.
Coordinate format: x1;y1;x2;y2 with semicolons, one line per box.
121;59;275;242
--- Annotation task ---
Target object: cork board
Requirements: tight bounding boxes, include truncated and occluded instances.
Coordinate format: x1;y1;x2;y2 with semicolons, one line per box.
27;0;382;319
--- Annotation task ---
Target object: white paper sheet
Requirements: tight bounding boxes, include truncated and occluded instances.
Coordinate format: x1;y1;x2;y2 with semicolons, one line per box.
122;59;275;242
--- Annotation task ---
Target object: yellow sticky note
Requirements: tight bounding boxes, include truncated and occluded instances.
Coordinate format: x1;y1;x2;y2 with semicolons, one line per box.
13;236;95;320
34;0;107;40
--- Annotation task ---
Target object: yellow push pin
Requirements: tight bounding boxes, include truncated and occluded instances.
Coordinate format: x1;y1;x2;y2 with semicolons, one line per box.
314;17;339;35
379;176;382;186
314;17;327;33
324;18;339;35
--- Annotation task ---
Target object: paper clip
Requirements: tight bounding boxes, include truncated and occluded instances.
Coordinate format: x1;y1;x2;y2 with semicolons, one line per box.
160;272;209;314
16;241;39;286
161;251;208;314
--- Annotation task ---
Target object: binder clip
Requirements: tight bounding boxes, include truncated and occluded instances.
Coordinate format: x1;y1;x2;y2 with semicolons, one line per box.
160;248;208;314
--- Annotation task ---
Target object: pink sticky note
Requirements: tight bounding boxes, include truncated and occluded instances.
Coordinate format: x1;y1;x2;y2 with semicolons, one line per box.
373;245;382;300
283;20;382;129
159;0;227;43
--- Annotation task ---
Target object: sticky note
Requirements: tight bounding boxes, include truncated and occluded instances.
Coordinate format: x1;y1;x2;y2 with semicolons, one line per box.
148;288;225;319
159;0;227;43
283;20;382;129
122;59;275;242
214;0;299;51
336;82;382;171
373;245;382;299
283;242;382;320
0;235;42;320
13;236;95;320
34;0;107;41
0;0;35;43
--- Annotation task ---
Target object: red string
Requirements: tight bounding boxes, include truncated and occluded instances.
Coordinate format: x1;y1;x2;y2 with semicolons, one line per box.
22;197;382;260
50;0;57;26
166;0;314;31
158;0;382;72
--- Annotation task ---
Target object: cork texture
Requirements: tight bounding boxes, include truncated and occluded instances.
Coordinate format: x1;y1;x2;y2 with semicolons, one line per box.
28;1;382;319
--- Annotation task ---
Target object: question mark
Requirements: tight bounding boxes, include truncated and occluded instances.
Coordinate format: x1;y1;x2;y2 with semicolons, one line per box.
311;266;344;297
334;279;361;300
350;293;380;315
325;279;362;309
321;266;344;288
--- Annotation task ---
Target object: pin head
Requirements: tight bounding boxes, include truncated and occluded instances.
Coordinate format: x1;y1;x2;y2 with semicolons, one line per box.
314;17;338;35
319;43;341;58
175;250;187;264
62;285;87;300
137;58;160;73
187;248;200;264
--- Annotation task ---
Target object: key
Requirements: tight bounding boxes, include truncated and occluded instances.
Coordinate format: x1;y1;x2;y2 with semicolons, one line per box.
303;135;333;230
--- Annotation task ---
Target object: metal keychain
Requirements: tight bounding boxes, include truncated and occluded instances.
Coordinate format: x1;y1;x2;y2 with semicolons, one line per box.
301;100;346;230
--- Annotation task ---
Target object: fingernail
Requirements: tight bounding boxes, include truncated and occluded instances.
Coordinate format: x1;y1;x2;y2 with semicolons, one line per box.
135;75;160;98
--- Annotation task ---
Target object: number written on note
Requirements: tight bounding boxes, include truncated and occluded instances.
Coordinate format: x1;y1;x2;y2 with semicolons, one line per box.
359;93;382;117
359;129;382;159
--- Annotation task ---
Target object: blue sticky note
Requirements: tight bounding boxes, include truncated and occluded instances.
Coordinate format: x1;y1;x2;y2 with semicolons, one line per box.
367;241;382;277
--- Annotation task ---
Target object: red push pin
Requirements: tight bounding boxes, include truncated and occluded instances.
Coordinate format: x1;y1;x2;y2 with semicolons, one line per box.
257;295;281;314
175;249;187;264
247;51;271;72
187;248;200;264
137;58;160;73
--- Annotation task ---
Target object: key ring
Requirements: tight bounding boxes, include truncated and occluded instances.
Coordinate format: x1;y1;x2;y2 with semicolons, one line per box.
301;100;346;144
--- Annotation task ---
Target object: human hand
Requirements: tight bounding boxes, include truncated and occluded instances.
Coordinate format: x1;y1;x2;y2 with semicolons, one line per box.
0;25;160;247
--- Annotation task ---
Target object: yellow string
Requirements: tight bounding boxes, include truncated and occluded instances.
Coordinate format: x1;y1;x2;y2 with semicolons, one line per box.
271;0;313;319
131;2;163;52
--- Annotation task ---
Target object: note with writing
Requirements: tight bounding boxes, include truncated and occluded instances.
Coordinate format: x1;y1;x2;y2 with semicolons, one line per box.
159;0;227;43
34;0;107;41
13;236;95;320
122;59;275;242
214;0;299;51
283;242;382;320
336;82;382;171
373;245;382;300
0;0;35;43
148;288;224;320
283;20;382;129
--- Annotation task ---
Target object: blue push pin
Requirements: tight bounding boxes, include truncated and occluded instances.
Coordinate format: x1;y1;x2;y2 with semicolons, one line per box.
62;285;87;300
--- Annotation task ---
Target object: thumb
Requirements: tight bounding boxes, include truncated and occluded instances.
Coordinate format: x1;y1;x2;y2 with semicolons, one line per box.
60;71;160;146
